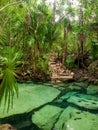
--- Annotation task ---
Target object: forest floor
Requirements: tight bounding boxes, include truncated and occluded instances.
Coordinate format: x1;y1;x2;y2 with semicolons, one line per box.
48;54;74;83
18;54;98;84
48;54;98;84
72;68;98;84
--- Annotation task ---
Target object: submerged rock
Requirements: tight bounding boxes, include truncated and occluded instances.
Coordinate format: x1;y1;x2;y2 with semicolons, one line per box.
73;82;88;88
65;111;98;130
87;84;98;95
55;106;98;130
55;106;81;130
32;105;62;130
0;124;16;130
65;82;88;92
67;93;98;110
0;83;60;118
60;91;78;100
67;85;82;91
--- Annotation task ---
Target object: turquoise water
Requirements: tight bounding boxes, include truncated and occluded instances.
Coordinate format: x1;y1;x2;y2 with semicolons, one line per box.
0;82;98;130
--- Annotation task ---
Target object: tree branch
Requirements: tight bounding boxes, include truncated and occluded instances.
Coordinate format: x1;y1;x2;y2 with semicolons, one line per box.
0;1;22;12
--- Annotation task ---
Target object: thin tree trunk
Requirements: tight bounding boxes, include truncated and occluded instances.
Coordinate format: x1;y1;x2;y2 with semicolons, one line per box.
80;8;84;64
53;0;56;26
78;7;84;66
62;27;67;64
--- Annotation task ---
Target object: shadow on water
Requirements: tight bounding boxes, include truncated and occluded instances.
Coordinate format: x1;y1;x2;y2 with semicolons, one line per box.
18;124;41;130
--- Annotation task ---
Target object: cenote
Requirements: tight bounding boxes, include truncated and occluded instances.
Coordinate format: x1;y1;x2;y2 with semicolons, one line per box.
1;0;98;129
0;81;98;130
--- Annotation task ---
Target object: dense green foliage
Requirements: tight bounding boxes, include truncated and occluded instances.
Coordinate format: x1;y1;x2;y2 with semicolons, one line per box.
0;0;98;109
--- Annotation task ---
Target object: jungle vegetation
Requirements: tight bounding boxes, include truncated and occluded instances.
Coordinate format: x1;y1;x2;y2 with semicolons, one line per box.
0;0;98;109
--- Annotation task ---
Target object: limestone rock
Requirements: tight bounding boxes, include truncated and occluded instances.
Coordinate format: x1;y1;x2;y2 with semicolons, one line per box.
55;106;81;130
55;106;98;130
67;93;98;110
0;83;60;118
87;85;98;95
0;124;16;130
60;91;78;100
73;82;88;88
66;82;88;92
65;111;98;130
67;85;82;91
32;105;62;130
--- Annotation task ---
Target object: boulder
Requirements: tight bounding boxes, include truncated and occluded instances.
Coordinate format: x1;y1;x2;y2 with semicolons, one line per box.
67;93;98;110
0;83;60;118
0;124;16;130
32;105;62;130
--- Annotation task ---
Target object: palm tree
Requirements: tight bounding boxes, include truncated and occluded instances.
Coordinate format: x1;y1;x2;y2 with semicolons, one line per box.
0;46;22;111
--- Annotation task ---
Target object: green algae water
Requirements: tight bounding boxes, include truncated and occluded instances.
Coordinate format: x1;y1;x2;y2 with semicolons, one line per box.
0;82;98;130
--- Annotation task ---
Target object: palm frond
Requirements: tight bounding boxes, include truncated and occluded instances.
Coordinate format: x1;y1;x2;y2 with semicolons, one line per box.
0;47;22;112
0;68;18;112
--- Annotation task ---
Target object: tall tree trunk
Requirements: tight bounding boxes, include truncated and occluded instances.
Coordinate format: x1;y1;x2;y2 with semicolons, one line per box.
62;27;67;64
80;8;84;64
78;6;84;66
